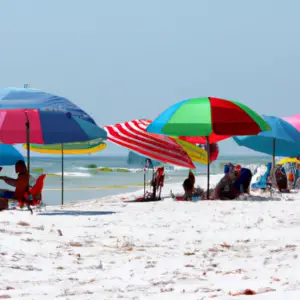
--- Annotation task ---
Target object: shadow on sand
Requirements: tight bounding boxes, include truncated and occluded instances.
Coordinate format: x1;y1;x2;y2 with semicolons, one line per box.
39;210;116;216
123;199;163;203
122;196;169;203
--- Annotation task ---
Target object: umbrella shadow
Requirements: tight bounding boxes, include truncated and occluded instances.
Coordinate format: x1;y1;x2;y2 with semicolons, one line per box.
39;210;116;216
123;199;162;203
122;196;168;203
235;192;295;201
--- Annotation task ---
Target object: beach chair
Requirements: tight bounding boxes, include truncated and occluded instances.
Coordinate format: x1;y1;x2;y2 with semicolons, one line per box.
16;174;47;214
150;167;165;200
140;167;165;201
156;173;165;200
251;163;272;190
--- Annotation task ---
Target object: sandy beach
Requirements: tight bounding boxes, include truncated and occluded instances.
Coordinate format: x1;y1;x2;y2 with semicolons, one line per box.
2;0;300;298
0;175;299;299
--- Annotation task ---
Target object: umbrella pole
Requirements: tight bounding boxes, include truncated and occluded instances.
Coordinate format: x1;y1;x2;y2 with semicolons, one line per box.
272;138;276;189
272;138;276;169
25;112;30;174
206;137;210;199
25;114;30;172
61;144;64;206
24;115;33;213
144;159;146;199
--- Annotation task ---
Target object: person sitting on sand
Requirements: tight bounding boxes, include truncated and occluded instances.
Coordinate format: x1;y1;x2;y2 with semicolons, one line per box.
182;170;195;200
232;165;252;195
226;163;235;177
295;177;300;189
0;160;30;210
214;163;238;200
293;166;300;189
274;164;288;192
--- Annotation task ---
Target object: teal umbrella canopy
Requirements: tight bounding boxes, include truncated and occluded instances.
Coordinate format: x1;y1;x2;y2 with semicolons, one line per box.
0;144;24;165
233;115;300;157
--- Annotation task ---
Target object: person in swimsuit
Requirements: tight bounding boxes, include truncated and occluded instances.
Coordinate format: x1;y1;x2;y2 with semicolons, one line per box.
0;160;29;210
182;170;195;200
233;165;252;194
214;163;237;199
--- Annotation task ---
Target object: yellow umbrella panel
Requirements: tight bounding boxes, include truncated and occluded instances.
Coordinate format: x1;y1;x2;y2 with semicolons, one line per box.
23;139;107;155
173;138;208;164
278;157;300;165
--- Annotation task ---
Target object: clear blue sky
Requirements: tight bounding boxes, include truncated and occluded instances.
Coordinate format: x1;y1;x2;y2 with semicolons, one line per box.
1;0;299;156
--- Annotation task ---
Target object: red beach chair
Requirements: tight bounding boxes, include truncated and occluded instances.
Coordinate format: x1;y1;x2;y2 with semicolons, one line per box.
18;174;47;213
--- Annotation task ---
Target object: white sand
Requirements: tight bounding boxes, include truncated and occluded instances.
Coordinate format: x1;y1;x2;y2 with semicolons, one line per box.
1;175;300;299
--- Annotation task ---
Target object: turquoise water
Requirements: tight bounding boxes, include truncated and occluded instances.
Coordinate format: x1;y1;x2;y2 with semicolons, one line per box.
0;155;272;206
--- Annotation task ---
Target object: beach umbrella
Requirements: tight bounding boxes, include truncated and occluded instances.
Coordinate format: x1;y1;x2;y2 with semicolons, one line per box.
0;144;24;165
0;87;97;171
146;97;270;199
282;114;300;132
278;157;300;165
173;138;219;164
0;108;107;205
0;86;104;205
0;87;95;123
233;115;300;170
104;119;195;168
127;151;161;167
205;143;220;162
22;139;107;155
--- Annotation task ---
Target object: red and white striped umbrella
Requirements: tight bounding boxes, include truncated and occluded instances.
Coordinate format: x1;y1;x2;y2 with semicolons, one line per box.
104;119;195;168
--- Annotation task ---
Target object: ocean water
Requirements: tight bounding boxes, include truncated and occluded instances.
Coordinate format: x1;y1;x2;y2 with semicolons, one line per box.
0;155;273;206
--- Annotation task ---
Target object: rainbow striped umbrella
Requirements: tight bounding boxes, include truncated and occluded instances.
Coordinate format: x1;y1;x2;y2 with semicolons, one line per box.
147;97;270;198
147;97;270;139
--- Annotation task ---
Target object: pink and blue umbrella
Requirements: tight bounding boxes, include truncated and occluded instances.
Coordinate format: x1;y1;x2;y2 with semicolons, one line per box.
0;87;106;205
0;87;95;124
0;109;106;144
0;108;107;205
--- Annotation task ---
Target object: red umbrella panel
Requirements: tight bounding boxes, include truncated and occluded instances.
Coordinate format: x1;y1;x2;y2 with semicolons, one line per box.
104;119;195;169
179;134;229;145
